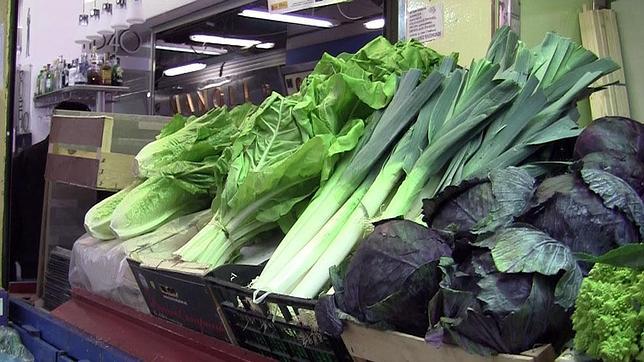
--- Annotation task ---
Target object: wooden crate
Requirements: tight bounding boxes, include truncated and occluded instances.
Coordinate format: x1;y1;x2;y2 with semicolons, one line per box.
46;115;131;191
37;111;169;298
45;111;170;191
341;322;556;362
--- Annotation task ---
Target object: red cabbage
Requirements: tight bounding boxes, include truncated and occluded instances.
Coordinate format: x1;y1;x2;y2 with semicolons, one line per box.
574;116;644;161
575;151;644;197
520;170;643;273
427;226;581;355
315;219;451;337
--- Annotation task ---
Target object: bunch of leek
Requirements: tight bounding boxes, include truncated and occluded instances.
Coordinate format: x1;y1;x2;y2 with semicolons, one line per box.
175;37;442;266
253;27;618;299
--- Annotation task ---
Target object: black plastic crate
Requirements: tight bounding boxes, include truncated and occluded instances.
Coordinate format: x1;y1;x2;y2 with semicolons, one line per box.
207;264;351;362
127;259;231;342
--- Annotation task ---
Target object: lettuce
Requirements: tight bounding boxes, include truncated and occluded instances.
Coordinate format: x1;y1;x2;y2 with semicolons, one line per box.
110;176;210;240
176;37;442;267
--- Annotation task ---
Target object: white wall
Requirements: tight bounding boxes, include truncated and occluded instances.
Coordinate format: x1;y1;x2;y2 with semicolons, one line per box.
17;0;87;143
16;0;199;143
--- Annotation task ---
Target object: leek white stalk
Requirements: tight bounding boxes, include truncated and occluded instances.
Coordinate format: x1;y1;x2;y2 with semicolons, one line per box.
259;168;377;294
255;70;444;284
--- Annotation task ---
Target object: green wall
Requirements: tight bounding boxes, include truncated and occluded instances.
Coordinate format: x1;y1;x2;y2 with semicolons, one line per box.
520;0;593;125
613;0;644;122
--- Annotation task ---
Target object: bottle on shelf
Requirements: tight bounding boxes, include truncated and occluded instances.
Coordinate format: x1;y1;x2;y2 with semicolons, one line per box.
45;64;53;93
62;59;69;88
35;67;43;95
101;54;113;86
87;46;102;85
111;56;123;86
68;59;78;87
78;47;89;85
52;59;59;91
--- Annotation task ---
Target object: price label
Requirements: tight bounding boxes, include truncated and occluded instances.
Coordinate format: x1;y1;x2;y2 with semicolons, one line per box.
406;4;444;43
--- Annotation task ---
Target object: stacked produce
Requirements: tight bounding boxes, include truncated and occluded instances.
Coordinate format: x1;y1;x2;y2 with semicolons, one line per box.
83;36;442;258
84;104;255;241
252;26;620;299
572;245;644;362
175;38;442;266
77;22;644;360
316;117;644;357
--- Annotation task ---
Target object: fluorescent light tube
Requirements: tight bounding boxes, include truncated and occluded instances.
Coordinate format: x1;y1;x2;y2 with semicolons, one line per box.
190;34;260;47
164;63;206;77
256;42;275;49
364;18;384;30
238;9;334;28
156;41;227;55
200;79;231;90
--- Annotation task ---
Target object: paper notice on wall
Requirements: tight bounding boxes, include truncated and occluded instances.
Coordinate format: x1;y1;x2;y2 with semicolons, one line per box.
406;4;444;43
267;0;349;14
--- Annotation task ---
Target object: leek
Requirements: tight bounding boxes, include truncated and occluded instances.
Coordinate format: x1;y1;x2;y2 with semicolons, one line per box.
254;69;445;286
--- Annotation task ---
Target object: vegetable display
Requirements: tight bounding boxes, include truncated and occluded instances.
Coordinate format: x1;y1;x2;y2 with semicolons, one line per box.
175;37;443;267
316;115;643;357
316;219;451;337
84;104;254;240
572;244;644;362
77;23;644;361
252;26;618;299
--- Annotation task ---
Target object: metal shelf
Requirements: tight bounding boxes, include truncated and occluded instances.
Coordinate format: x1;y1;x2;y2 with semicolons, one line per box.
34;85;130;112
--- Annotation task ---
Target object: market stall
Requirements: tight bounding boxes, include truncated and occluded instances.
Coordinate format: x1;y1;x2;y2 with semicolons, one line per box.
2;0;643;361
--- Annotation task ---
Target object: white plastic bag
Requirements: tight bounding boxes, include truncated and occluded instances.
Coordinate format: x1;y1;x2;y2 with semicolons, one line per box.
69;234;150;313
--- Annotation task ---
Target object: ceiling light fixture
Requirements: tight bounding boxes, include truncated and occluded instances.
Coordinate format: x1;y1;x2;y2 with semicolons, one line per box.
364;18;385;30
256;42;275;49
163;63;207;77
156;41;227;55
199;79;231;90
190;34;261;47
238;9;334;28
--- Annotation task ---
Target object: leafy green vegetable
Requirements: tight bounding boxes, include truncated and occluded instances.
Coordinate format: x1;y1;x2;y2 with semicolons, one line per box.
575;243;644;269
110;176;210;239
135;104;254;179
155;114;187;140
177;38;443;268
253;68;445;294
84;181;140;240
572;263;644;362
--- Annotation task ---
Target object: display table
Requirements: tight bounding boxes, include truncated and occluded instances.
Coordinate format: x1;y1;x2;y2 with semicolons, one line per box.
10;289;271;362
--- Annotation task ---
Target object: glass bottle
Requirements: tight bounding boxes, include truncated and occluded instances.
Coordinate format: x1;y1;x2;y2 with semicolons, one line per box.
101;54;113;85
87;47;101;85
40;66;47;94
68;60;77;87
62;59;69;88
35;68;43;95
111;56;123;86
78;46;88;85
45;64;53;93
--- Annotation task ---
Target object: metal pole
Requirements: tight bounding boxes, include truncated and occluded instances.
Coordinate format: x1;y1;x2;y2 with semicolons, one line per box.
96;90;105;112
